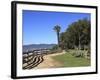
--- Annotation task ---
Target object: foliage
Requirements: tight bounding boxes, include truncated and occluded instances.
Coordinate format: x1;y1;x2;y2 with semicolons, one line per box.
51;45;62;53
51;45;59;50
60;18;91;50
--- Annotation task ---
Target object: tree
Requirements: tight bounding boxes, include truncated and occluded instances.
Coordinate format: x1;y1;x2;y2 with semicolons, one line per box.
60;18;90;50
53;25;61;47
60;32;66;49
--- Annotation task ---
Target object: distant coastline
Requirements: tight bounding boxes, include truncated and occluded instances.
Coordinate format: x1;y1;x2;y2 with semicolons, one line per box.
23;44;56;53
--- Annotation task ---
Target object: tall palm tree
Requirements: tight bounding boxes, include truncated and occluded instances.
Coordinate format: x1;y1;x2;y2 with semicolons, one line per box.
53;25;61;47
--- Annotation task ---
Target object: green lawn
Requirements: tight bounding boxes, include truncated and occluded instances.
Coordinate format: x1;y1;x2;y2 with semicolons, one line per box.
52;51;90;67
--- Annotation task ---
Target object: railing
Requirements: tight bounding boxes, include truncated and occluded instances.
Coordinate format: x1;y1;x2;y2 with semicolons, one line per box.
23;49;50;69
23;49;50;54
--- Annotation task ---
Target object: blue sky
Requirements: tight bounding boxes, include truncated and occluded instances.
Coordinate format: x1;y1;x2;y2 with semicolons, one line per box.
23;10;90;45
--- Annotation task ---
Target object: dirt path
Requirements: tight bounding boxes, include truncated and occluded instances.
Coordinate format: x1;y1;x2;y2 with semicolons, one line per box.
34;51;65;69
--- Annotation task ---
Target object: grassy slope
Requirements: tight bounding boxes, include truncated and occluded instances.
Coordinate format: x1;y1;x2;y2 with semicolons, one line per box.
52;51;90;67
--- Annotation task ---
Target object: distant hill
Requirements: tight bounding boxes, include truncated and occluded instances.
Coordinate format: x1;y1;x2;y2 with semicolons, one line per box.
23;44;56;52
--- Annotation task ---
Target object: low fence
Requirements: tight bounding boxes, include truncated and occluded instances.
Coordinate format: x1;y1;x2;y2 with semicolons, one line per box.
23;49;50;55
23;49;50;69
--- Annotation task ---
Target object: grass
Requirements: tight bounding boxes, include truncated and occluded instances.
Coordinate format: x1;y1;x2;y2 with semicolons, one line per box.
52;50;90;67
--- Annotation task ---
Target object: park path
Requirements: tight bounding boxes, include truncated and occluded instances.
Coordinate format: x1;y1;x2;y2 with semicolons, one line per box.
34;51;65;69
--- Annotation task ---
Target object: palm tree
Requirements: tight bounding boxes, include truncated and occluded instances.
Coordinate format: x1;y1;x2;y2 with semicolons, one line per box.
53;25;61;47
